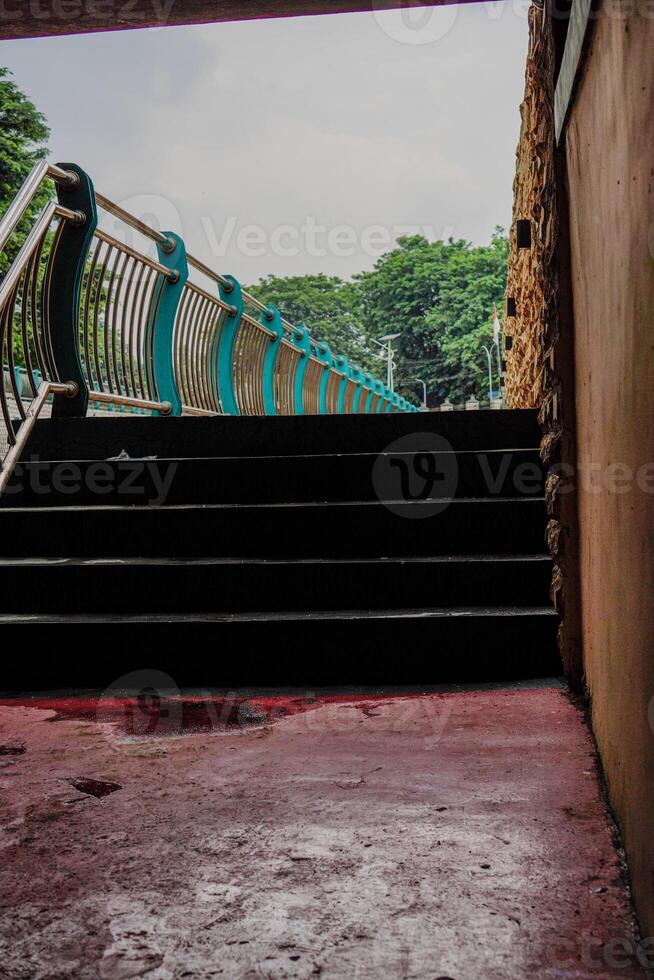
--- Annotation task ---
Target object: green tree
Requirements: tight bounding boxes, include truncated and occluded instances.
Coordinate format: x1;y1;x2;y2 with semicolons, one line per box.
246;273;378;372
0;66;51;276
355;231;508;405
424;231;508;403
247;232;508;406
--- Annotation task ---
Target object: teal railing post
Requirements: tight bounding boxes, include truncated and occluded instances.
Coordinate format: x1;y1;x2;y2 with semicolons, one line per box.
350;365;364;413
259;304;284;415
291;323;311;415
362;373;375;413
333;355;349;414
49;162;98;418
152;231;188;416
217;275;244;415
375;381;386;414
315;343;333;415
392;393;400;413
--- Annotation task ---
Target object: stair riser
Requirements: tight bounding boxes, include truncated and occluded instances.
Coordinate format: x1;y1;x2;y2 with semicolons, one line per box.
24;409;541;460
0;614;561;689
0;559;552;614
4;451;546;507
0;500;547;558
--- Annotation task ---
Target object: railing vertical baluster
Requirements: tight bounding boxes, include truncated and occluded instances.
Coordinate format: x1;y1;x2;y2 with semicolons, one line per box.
259;305;283;416
291;324;311;415
315;343;333;415
350;366;364;413
151;231;188;416
334;355;349;414
217;275;244;415
362;373;375;413
48;162;98;418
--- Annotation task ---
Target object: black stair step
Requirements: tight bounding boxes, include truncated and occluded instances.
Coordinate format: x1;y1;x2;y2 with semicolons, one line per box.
0;607;560;689
0;555;552;614
24;409;541;461
4;449;546;507
0;498;548;559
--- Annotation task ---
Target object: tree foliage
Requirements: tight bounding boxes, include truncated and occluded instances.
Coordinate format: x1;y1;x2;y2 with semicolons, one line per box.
246;273;378;372
0;66;51;275
248;233;508;405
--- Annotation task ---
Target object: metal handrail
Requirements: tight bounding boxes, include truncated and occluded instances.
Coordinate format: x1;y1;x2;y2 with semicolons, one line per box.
0;162;78;255
0;201;84;308
89;187;407;416
0;162;93;490
0;160;415;490
0;380;77;496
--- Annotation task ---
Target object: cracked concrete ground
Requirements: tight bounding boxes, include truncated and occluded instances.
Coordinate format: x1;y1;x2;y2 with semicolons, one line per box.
0;681;648;979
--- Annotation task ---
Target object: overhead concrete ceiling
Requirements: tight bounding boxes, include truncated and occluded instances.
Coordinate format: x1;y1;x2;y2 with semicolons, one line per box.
0;0;485;41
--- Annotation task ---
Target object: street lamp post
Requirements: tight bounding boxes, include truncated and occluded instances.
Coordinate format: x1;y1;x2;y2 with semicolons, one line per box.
482;345;494;403
401;377;427;409
481;341;504;405
379;333;400;391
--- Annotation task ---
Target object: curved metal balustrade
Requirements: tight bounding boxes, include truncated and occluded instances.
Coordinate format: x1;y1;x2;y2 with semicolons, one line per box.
0;161;417;490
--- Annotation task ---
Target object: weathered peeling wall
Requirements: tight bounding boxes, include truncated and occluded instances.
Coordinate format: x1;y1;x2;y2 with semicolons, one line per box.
504;3;552;412
565;2;654;937
504;3;583;687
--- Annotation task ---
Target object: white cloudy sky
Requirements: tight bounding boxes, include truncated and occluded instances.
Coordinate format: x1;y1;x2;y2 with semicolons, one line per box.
1;3;529;282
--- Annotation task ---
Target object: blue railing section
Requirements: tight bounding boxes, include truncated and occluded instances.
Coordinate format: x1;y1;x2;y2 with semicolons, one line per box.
0;159;418;481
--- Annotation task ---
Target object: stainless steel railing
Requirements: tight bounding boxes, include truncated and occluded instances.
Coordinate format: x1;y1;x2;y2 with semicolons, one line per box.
79;228;174;415
0;164;83;493
0;160;414;490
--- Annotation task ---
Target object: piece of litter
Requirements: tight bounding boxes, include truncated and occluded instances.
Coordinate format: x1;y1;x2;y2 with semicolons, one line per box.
69;778;122;799
106;449;157;461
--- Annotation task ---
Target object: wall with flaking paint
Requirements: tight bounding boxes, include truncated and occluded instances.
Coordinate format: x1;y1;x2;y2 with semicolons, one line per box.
504;4;552;412
565;3;654;937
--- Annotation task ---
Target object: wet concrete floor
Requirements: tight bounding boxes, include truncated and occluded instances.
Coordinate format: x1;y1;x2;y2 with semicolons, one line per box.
0;681;648;979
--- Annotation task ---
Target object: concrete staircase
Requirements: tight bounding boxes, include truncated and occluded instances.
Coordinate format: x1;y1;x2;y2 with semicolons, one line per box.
0;409;559;686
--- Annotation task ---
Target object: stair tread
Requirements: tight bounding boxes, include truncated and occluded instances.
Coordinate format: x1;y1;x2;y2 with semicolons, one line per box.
0;553;553;567
19;447;542;464
0;497;545;514
26;410;542;460
0;606;558;624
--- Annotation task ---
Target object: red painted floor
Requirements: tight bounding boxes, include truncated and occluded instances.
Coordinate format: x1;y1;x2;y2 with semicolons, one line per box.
0;681;648;978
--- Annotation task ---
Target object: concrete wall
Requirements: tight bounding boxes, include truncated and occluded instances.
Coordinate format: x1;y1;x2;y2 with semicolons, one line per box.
565;3;654;937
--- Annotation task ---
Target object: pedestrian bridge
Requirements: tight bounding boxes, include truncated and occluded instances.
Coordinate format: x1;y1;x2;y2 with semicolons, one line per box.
0;162;416;491
0;159;556;668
